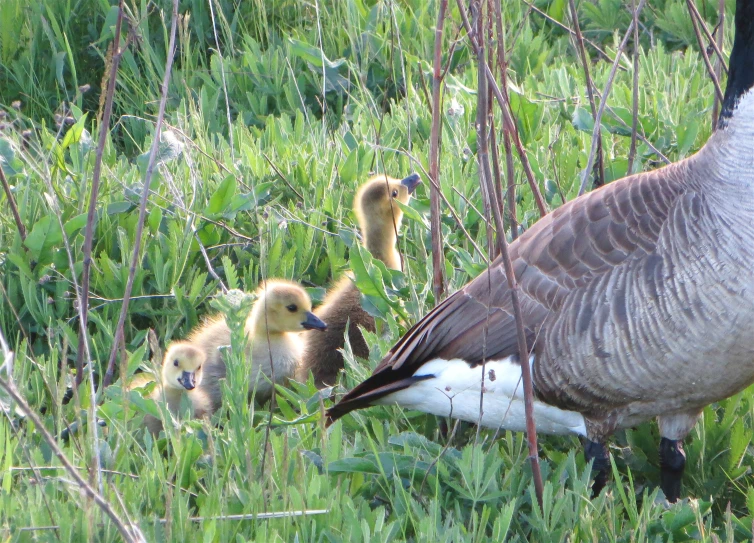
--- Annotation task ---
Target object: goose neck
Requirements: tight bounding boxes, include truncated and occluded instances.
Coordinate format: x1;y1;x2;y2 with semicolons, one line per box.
718;0;754;127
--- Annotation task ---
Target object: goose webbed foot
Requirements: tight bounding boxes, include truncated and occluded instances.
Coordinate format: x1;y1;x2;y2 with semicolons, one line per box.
659;437;686;503
584;439;610;498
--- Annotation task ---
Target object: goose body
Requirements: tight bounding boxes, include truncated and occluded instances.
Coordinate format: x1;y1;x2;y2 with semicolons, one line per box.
139;342;205;434
299;174;421;387
328;0;754;501
195;280;327;414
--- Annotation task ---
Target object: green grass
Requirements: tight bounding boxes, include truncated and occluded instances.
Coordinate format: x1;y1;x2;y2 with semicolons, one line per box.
1;0;753;541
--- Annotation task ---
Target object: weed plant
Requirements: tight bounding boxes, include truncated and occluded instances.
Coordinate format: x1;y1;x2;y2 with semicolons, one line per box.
0;0;751;541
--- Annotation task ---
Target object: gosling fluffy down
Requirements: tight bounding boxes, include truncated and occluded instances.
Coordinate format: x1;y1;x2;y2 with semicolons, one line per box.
194;280;326;415
298;173;420;388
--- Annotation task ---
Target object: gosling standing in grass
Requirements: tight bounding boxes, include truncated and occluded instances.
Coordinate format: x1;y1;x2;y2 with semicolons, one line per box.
194;280;327;415
138;342;205;435
298;173;421;388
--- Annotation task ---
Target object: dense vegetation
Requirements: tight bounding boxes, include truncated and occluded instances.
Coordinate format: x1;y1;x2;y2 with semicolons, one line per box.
1;0;752;541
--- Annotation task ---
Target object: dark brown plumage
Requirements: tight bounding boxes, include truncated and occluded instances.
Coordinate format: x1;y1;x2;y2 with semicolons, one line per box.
327;0;754;502
298;276;376;387
298;173;421;387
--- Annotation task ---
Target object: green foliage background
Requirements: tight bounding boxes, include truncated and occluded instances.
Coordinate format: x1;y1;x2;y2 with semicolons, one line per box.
1;0;753;541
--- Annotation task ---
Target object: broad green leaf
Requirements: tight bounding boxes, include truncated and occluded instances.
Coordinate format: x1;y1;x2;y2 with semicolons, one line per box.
24;216;63;261
6;253;33;281
0;138;23;176
677;119;700;157
148;206;162;234
222;255;239;290
340;148;358;185
287;37;346;69
327;457;379;475
348;244;393;317
205;175;237;217
572;107;594;133
392;199;426;226
60;113;89;150
63;213;88;237
107;201;133;215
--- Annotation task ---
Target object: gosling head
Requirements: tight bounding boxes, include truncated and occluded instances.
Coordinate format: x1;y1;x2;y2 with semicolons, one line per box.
161;342;205;391
253;280;327;334
354;173;421;234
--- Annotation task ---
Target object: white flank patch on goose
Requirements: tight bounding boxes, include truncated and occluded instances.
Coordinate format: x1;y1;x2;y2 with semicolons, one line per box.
375;357;587;436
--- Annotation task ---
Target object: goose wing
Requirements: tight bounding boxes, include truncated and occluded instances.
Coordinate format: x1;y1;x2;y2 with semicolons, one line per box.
327;165;687;421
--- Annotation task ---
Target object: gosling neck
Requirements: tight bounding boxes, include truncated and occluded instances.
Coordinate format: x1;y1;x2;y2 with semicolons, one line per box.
363;218;402;271
161;378;185;404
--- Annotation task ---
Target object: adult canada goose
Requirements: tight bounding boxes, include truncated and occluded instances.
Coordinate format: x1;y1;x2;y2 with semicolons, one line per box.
139;342;205;435
195;280;327;414
298;173;421;388
327;0;754;502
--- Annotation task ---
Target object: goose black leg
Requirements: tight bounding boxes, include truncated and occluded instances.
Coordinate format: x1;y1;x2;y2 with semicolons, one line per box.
584;440;610;498
659;437;686;503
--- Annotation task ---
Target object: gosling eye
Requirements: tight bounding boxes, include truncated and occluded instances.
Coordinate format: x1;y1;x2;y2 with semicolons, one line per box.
391;189;398;198
173;359;179;367
286;304;297;312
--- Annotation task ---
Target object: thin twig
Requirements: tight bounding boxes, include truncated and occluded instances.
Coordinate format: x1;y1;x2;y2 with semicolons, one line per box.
262;153;304;201
568;0;605;188
418;61;433;115
440;21;465;81
161;121;252;191
415;165;486;260
419;419;461;493
492;2;518;239
488;124;505;229
168;510;330;523
686;0;724;105
194;232;228;293
21;119;108;503
0;165;27;242
712;0;725;128
0;391;61;540
77;0;128;383
103;0;181;389
457;0;544;511
0;374;144;541
207;0;235;162
578;0;647;196
627;0;640;174
14;509;328;533
686;0;729;73
313;0;328;134
485;0;504;227
429;0;448;303
257;233;277;513
456;0;547;218
475;1;495;259
474;0;495;445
